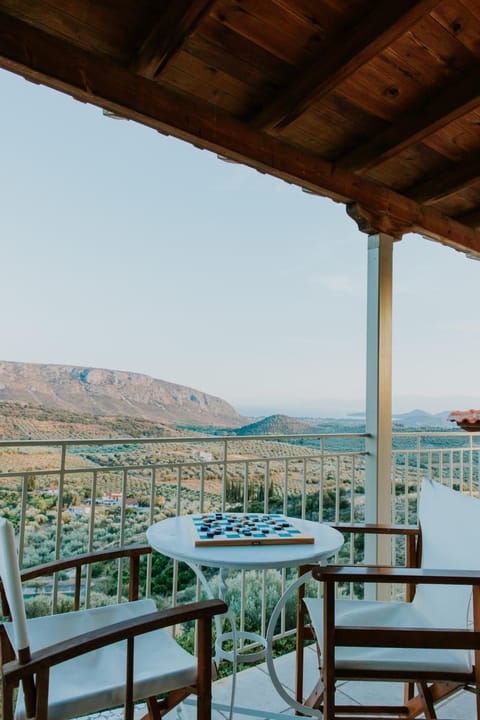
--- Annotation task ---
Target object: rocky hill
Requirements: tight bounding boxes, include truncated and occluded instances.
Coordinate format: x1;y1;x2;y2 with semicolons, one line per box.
235;413;368;437
0;361;245;428
235;414;317;435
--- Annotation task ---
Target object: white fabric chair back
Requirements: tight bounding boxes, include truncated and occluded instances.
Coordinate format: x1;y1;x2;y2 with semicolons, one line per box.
413;478;480;628
0;518;30;654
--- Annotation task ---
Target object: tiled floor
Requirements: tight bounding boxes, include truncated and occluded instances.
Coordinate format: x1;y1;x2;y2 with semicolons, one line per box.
85;646;476;720
201;645;475;720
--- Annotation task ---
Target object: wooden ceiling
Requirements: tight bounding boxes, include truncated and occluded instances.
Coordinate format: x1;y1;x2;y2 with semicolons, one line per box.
1;0;480;254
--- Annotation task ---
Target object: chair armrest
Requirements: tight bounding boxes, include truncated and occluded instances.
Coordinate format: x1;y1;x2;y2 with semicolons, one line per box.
313;565;480;585
328;522;419;536
3;598;228;683
20;545;152;582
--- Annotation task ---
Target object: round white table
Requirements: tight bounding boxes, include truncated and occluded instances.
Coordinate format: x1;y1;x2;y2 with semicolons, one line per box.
147;514;343;716
147;515;343;571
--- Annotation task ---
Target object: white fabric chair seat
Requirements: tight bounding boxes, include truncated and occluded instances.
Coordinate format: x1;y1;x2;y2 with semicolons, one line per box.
6;599;200;720
304;596;472;675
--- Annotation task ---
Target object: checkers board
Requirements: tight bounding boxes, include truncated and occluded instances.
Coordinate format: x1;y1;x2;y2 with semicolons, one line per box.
190;513;314;547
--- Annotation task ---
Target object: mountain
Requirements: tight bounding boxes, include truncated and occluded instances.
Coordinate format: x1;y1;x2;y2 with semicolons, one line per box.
348;409;451;427
393;409;451;426
0;361;245;428
235;414;318;435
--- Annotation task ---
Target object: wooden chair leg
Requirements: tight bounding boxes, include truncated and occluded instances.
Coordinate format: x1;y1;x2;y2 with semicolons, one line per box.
322;581;336;720
474;585;480;720
146;696;162;720
404;681;414;703
296;583;306;704
34;667;50;720
2;678;15;720
196;616;213;720
124;637;134;720
295;565;312;705
415;682;437;720
303;678;324;710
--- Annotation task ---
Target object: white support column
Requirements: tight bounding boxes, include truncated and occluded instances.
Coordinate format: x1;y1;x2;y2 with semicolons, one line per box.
365;233;394;578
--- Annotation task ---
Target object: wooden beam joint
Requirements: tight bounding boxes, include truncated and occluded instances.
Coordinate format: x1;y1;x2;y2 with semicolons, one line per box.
131;0;216;79
346;203;409;239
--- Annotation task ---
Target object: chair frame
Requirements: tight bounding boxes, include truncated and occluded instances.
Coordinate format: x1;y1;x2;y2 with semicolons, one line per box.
296;523;480;720
0;544;227;720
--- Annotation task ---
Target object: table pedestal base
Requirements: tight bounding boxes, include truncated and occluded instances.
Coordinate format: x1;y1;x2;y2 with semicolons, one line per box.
216;630;266;664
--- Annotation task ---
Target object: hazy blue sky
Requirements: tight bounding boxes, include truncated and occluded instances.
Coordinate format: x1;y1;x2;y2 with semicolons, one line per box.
2;69;479;417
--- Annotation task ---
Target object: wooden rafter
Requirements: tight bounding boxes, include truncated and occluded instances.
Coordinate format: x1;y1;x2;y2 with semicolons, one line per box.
1;11;479;256
338;66;480;172
131;0;216;79
407;151;480;204
250;0;442;131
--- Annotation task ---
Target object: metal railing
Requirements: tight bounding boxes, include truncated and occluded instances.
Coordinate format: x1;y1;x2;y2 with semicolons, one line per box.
0;432;366;640
1;429;479;642
391;430;480;522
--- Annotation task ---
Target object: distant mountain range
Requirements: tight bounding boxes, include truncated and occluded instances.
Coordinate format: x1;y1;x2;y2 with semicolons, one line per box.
393;408;452;426
349;408;452;427
0;361;245;429
235;410;453;436
0;361;456;442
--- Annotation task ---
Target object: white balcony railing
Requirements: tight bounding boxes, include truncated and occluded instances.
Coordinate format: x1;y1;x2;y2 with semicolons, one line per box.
1;430;479;645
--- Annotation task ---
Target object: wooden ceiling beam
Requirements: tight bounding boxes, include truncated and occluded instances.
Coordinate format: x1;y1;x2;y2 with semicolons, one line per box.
131;0;216;79
0;11;479;257
407;151;480;204
338;66;480;173
250;0;442;131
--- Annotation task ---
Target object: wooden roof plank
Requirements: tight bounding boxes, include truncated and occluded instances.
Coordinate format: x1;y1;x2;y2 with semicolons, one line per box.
363;142;448;192
0;0;142;62
435;185;480;216
212;0;318;66
458;207;480;229
432;0;480;57
250;0;443;131
423;106;480;161
161;51;263;116
185;16;293;92
131;0;217;79
407;150;480;203
338;64;480;172
1;8;480;256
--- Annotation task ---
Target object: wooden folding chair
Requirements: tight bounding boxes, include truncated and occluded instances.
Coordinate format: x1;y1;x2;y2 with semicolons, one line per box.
300;478;480;719
0;518;226;720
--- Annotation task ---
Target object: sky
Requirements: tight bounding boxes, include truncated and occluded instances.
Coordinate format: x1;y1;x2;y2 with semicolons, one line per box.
2;69;480;418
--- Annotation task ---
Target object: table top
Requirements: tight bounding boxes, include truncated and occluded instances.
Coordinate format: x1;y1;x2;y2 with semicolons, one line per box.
147;515;344;570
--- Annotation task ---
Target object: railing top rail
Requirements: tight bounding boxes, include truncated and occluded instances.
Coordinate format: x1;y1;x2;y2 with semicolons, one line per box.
0;448;369;479
0;431;369;448
392;430;480;438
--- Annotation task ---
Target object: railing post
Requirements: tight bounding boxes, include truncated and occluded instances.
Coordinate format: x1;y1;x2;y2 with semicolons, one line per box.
85;469;98;608
18;475;29;566
365;233;395;597
53;443;67;611
117;468;128;602
222;439;228;512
